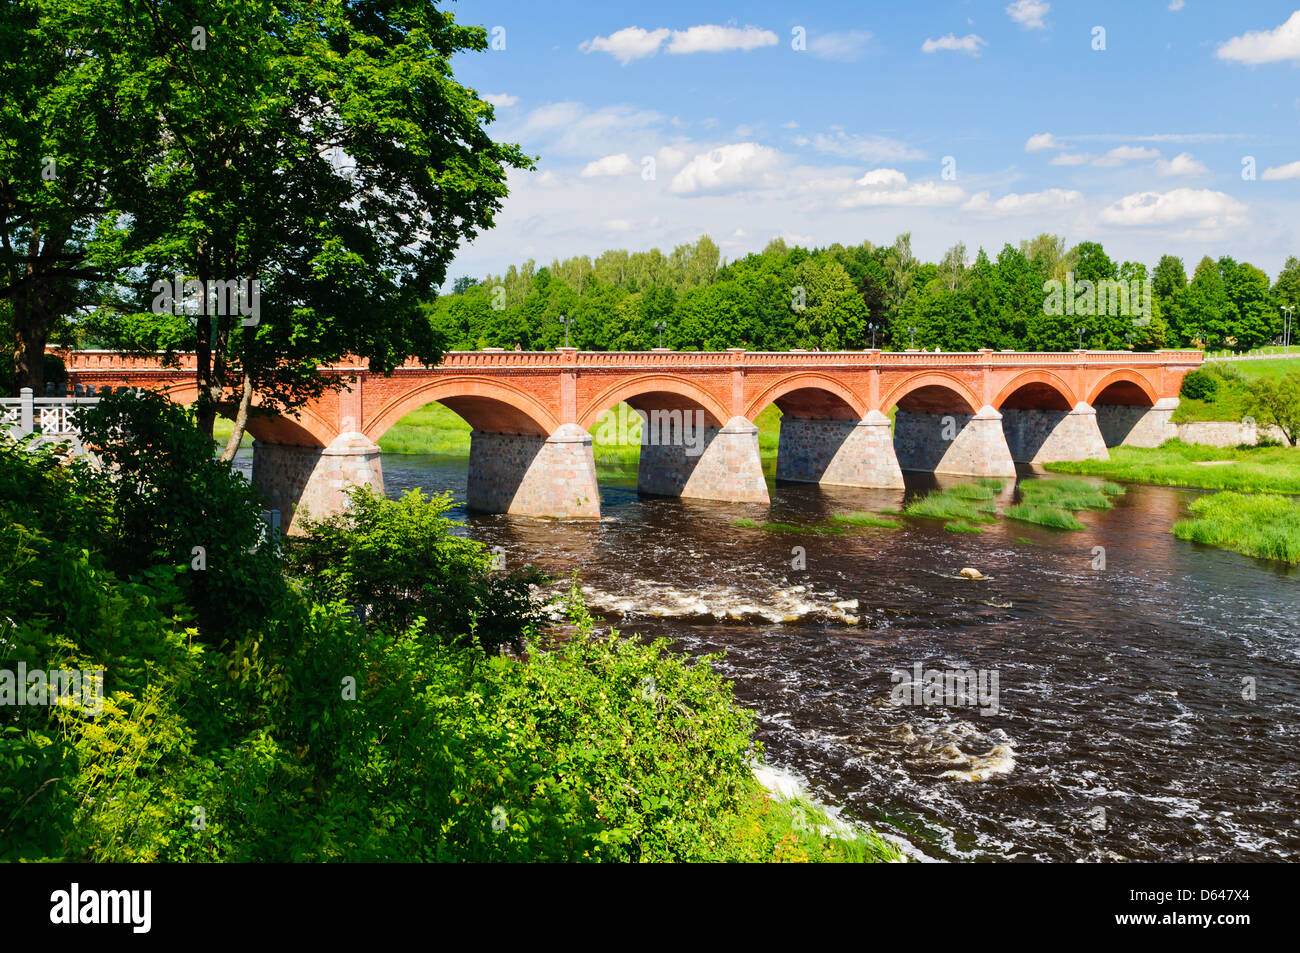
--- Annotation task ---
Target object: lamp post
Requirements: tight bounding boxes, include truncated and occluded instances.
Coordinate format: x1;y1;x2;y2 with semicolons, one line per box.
653;320;667;349
868;322;878;349
1075;326;1085;350
1282;305;1295;354
559;314;573;348
908;325;916;349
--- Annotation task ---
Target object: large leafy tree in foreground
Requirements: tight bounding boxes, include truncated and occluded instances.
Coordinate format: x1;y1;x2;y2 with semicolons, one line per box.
0;0;155;392
4;0;530;457
96;0;532;457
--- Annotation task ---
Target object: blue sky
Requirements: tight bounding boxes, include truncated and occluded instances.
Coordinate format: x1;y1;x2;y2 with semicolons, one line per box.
445;1;1300;284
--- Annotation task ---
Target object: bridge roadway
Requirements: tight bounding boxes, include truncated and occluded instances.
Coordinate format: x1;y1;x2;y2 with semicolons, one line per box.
63;347;1201;532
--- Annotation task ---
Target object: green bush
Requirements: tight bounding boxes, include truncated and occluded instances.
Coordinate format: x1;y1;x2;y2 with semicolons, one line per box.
1180;368;1218;401
285;486;548;654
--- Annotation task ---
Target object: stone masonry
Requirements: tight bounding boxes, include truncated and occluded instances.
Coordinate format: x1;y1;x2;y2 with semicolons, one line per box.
894;405;1018;477
775;410;904;488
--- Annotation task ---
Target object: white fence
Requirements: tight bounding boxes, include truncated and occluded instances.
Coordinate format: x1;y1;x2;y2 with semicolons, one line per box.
1;387;103;450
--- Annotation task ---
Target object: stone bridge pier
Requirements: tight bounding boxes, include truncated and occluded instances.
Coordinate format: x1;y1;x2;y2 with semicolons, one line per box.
60;346;1201;529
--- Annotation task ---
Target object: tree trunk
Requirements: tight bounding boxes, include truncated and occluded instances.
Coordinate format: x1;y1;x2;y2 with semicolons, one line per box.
219;368;253;462
11;299;48;394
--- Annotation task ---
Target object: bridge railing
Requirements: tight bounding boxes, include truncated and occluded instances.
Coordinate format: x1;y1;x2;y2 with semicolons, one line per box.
58;347;1205;374
1;388;104;444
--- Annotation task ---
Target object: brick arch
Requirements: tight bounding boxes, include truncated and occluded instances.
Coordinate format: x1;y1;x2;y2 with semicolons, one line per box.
363;376;560;440
162;380;336;446
744;373;866;421
993;370;1079;411
1087;369;1158;407
577;374;730;431
881;372;981;414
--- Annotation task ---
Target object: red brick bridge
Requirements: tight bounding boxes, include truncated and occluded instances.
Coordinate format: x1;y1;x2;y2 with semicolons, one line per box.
64;347;1200;531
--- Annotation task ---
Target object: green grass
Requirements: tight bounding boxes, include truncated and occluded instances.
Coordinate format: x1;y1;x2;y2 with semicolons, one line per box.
1172;491;1300;564
733;519;846;535
212;417;254;449
828;512;902;529
904;486;998;524
943;519;984;533
1017;477;1122;511
1173;357;1300;423
730;788;906;863
947;482;999;500
1004;503;1086;530
1046;440;1300;494
376;402;473;454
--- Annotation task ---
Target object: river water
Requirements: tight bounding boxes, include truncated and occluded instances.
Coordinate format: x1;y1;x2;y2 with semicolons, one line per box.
236;449;1300;862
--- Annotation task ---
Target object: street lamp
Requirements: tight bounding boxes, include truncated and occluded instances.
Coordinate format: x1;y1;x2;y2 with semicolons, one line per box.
653;320;667;349
1282;305;1295;354
868;322;878;349
1075;326;1086;349
908;325;916;349
559;314;573;348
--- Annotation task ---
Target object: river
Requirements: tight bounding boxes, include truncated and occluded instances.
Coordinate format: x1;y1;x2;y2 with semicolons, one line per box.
236;448;1300;862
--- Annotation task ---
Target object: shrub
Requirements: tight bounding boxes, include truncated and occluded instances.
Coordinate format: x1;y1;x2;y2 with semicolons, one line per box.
1180;368;1218;401
285;486;548;654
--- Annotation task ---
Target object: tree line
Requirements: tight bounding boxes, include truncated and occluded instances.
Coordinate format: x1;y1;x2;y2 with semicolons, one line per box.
432;234;1300;354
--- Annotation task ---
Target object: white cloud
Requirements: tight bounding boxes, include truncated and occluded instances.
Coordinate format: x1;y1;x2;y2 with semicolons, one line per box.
511;102;664;158
1216;10;1300;65
1155;152;1209;176
482;93;519;108
656;146;688;170
1099;188;1247;228
808;30;873;62
807;128;926;162
840;169;964;207
1050;153;1093;166
1025;132;1060;152
604;219;634;232
1168;0;1185;11
922;33;987;55
581;154;638;177
669;143;783;195
580;27;670;64
781;120;799;129
963;188;1083;216
1261;160;1300;181
666;25;778;55
1093;145;1162;167
1006;1;1050;30
856;168;908;188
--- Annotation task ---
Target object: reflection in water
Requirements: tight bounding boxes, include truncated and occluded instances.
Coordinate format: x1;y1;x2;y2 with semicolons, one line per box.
233;448;1300;861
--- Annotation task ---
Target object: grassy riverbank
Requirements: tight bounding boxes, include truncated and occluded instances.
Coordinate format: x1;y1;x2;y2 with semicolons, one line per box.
1045;440;1300;494
1173;356;1300;423
1172;492;1300;564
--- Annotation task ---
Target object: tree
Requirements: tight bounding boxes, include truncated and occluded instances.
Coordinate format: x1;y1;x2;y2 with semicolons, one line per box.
1152;255;1189;344
89;1;531;458
0;0;156;392
1248;371;1300;446
1182;256;1229;347
938;242;968;291
1218;258;1273;350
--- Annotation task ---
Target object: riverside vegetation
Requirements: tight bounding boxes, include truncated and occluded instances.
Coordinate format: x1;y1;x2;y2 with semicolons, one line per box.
0;391;903;862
